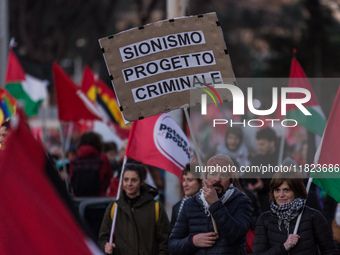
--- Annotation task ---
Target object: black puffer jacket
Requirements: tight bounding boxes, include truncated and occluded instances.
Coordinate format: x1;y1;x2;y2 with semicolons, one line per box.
252;206;338;255
168;188;252;255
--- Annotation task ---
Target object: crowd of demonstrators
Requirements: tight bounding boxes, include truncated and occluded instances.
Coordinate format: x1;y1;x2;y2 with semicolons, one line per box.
252;171;338;254
5;115;337;254
98;163;170;255
170;163;202;229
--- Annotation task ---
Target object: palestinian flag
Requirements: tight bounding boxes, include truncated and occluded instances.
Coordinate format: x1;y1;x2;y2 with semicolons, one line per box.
5;50;48;117
0;109;101;254
81;66;128;129
312;86;340;203
286;51;326;137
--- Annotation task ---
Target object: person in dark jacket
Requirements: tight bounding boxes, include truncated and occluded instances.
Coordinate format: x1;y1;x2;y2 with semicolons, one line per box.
69;131;112;197
252;171;338;254
98;163;170;255
169;154;252;255
170;163;202;229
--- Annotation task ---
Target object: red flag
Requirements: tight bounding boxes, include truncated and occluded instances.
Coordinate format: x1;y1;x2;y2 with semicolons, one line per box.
5;50;26;83
126;113;190;179
53;63;102;122
0;110;100;254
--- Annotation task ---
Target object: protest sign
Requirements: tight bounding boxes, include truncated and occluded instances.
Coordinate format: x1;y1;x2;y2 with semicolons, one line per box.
99;12;235;121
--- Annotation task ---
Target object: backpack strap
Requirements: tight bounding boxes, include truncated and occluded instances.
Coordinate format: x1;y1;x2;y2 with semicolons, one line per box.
110;202;116;220
110;200;160;223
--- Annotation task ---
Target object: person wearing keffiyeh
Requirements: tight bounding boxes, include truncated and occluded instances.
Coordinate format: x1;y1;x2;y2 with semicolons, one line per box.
252;171;338;254
169;155;252;255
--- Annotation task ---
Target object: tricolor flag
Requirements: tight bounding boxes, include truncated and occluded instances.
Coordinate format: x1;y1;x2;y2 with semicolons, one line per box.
312;86;340;203
81;66;127;128
0;88;16;124
126;113;190;179
53;63;103;122
0;110;101;254
286;50;326;137
5;50;48;117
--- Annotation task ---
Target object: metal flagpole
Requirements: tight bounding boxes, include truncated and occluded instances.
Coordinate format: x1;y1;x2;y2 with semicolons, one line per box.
293;177;312;234
58;121;71;194
109;155;127;244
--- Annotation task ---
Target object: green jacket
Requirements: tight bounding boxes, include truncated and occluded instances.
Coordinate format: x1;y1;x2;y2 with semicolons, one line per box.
98;185;170;255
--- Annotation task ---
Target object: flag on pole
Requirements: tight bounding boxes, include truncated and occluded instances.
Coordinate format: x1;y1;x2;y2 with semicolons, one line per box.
126;113;190;179
5;50;48;117
53;63;103;122
312;86;340;203
0;109;101;254
81;66;127;128
286;50;326;137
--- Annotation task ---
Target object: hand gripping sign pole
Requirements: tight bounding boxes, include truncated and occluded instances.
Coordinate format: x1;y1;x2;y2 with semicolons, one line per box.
183;107;218;234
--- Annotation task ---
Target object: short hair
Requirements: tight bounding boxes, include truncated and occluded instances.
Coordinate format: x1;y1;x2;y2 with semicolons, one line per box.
123;163;147;183
78;132;102;152
206;154;234;167
1;120;10;130
206;155;235;179
103;142;117;153
256;127;277;142
269;171;307;202
182;163;202;185
225;127;243;141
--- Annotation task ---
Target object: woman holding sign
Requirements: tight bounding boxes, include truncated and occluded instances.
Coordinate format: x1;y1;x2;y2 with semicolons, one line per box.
252;171;338;254
98;163;170;254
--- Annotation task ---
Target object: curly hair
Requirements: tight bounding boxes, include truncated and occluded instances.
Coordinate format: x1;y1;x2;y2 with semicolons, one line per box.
123;163;147;183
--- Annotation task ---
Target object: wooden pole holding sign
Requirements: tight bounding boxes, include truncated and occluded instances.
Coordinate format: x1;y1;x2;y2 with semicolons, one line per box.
183;107;218;234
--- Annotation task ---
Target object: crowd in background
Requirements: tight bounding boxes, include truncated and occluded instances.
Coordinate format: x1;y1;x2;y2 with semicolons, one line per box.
42;124;340;254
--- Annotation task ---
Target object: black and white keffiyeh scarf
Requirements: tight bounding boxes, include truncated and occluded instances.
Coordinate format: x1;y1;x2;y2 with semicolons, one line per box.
198;184;235;216
270;198;305;231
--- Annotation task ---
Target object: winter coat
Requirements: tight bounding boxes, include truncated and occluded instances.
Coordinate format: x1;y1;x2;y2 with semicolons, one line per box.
168;188;252;255
171;200;181;229
252;206;338;255
98;185;170;255
69;145;112;197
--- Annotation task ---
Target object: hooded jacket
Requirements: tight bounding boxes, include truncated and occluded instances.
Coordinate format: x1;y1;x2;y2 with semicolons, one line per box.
169;187;252;255
70;145;112;196
98;185;170;255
